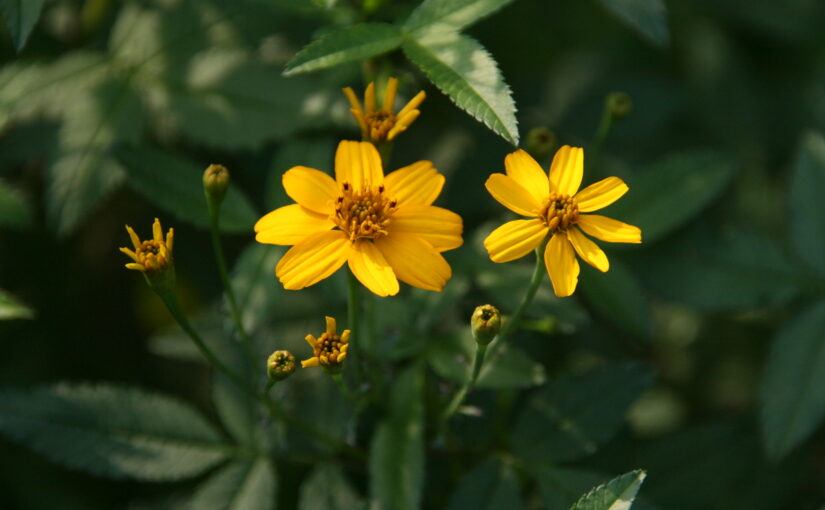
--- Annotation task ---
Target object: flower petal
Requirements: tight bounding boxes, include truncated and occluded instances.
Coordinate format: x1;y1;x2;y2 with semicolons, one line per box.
348;240;399;297
483;218;548;263
485;173;541;217
389;204;463;252
577;215;642;244
376;233;451;292
276;231;350;290
282;166;338;215
384;161;444;206
544;232;580;297
335;140;384;190
575;176;629;212
255;204;333;245
567;227;609;272
505;149;549;204
549;145;584;196
397;90;426;118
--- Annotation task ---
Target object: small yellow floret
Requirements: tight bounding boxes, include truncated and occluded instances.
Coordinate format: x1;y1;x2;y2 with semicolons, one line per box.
301;316;351;372
342;77;426;144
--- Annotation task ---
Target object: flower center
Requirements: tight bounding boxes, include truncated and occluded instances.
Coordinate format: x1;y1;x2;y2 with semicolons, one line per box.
541;192;580;232
333;182;397;241
316;332;346;364
137;240;170;271
365;111;397;143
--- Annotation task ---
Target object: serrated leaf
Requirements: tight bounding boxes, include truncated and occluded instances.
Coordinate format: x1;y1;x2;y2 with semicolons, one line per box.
403;33;518;145
369;365;425;510
115;145;258;233
0;288;34;320
606;150;735;244
404;0;514;35
0;383;230;480
597;0;668;47
298;463;363;510
760;300;825;460
580;260;651;341
188;458;276;510
789;131;825;278
511;363;653;463
570;470;646;510
0;178;32;229
0;0;46;51
447;459;522;510
284;23;403;75
528;465;658;510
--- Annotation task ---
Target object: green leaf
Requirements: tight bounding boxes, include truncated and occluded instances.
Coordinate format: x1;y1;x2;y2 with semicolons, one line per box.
606;150;735;244
188;458;277;510
115;145;258;233
511;363;653;463
429;329;545;389
0;178;32;229
789;131;825;278
284;23;403;75
369;365;425;510
403;32;518;145
760;300;825;460
0;0;46;51
596;0;669;47
570;470;646;510
404;0;514;35
298;463;363;510
580;260;651;341
0;288;34;320
0;383;230;480
447;459;522;510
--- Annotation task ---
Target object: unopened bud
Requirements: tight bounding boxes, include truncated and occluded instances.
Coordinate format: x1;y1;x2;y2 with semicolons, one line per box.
525;127;557;161
471;305;501;346
203;164;230;206
605;92;632;120
267;350;296;381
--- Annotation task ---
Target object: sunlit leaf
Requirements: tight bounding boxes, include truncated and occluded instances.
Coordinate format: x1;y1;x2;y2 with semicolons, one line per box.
0;288;34;320
404;0;515;35
188;458;277;510
0;0;46;51
596;0;669;47
284;23;404;75
789;131;825;278
570;470;646;510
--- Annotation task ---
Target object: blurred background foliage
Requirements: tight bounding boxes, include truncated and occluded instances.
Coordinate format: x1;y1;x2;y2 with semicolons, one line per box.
1;0;825;508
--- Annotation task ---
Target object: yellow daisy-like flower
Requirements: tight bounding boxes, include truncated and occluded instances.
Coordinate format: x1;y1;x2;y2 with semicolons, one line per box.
255;140;463;297
343;77;426;144
119;218;175;273
302;316;350;370
484;146;641;297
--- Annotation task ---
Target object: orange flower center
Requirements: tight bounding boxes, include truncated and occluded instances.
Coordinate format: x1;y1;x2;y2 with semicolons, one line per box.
137;240;169;271
315;332;347;365
541;192;580;233
333;182;397;241
365;111;397;143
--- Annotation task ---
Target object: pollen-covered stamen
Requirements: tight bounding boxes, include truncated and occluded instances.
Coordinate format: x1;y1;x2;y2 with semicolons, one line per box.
332;182;397;241
541;192;580;232
315;331;349;366
365;111;397;143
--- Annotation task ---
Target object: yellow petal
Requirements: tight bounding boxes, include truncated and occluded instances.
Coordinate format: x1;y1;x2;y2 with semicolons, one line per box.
505;149;549;205
389;204;463;252
574;176;629;212
549;145;584;196
383;77;398;112
577;215;642;244
365;82;376;113
544;232;580;297
304;334;317;349
348;240;399;297
152;218;163;243
119;247;139;263
343;87;363;113
398;90;425;118
255;204;333;245
301;357;320;368
335;140;384;191
483;218;548;263
166;229;174;253
126;225;141;250
567;227;609;272
125;263;144;271
325;316;336;336
282;166;338;215
384;160;444;206
276;231;350;290
376;233;451;292
387;109;420;140
485;173;541;217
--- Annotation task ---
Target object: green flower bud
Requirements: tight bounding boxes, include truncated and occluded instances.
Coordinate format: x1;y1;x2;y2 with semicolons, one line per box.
471;304;501;346
267;350;296;381
525;127;557;161
203;164;230;207
606;92;632;120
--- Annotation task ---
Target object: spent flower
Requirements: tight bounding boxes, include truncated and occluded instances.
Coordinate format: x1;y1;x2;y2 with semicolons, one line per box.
343;77;425;144
302;316;350;372
267;350;296;381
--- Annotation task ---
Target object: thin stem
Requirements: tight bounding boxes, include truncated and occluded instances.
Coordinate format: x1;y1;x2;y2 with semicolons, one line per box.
439;343;488;427
496;242;548;344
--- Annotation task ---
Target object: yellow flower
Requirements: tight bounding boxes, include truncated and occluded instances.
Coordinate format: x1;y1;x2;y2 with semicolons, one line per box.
255;140;463;297
119;218;175;273
302;316;350;371
343;77;426;144
483;146;641;297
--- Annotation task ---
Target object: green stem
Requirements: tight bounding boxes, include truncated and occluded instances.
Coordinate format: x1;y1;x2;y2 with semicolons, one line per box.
590;106;614;176
439;343;488;426
496;242;547;344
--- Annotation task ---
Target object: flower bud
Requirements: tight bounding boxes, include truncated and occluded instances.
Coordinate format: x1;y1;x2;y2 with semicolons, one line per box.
203;164;230;206
605;92;632;120
267;350;296;381
471;304;501;346
525;127;557;161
